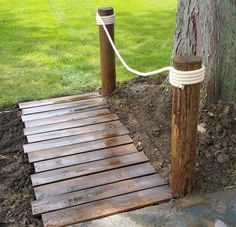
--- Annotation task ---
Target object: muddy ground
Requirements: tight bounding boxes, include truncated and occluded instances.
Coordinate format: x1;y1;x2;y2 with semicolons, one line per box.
0;109;42;226
0;77;235;225
108;77;236;192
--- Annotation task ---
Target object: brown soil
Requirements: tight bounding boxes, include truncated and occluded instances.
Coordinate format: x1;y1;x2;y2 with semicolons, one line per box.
108;77;236;193
0;77;235;225
0;108;42;226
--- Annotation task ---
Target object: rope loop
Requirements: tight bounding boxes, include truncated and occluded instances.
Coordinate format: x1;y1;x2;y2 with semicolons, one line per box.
169;65;205;89
96;13;116;25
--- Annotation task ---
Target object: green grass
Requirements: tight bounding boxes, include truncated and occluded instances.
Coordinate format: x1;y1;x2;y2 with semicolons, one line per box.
0;0;177;108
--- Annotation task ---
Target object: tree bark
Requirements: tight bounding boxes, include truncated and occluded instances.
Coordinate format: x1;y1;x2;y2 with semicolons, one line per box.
172;0;236;102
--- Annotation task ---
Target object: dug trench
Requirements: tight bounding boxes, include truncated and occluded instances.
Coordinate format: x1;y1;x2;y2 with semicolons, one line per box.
0;77;236;225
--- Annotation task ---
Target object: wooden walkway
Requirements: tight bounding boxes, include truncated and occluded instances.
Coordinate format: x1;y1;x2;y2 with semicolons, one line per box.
19;92;172;227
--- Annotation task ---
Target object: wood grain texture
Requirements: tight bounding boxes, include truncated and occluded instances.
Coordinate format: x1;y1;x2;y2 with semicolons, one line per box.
171;56;201;197
21;104;109;122
24;126;129;153
22;97;105;115
24;108;110;128
31;152;149;186
98;7;116;96
34;144;138;172
19;92;101;109
173;0;236;101
24;113;119;136
32;174;166;215
27;120;123;143
20;92;173;225
28;135;133;163
34;163;156;200
42;186;172;226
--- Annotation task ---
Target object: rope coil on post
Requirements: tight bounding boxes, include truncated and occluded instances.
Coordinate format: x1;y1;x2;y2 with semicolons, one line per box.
96;13;116;25
169;65;205;89
96;12;205;88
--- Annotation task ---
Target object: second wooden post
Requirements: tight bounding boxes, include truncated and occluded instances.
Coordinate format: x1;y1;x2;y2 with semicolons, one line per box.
98;6;116;96
171;56;202;197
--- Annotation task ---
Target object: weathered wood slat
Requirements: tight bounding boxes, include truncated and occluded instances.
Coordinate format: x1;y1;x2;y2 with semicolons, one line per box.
34;144;138;172
28;135;133;163
24;127;129;153
32;174;166;215
42;186;172;227
27;120;123;143
21;103;109;122
24;108;110;128
19;92;101;109
22;97;105;115
34;163;156;200
24;114;119;136
31;152;149;186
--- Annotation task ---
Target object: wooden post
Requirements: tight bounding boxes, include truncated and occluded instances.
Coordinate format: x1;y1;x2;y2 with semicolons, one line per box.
171;56;202;197
98;6;116;96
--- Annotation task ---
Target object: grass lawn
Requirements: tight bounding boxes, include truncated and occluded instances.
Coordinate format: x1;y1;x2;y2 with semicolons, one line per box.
0;0;177;108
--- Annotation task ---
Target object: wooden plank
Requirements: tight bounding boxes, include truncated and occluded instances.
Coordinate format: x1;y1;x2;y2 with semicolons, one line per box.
19;92;100;109
24;126;129;153
24;108;110;128
34;144;138;172
24;114;119;136
22;97;105;115
32;174;166;215
28;135;133;163
21;103;109;122
27;120;123;143
31;152;149;186
42;186;172;226
34;163;156;200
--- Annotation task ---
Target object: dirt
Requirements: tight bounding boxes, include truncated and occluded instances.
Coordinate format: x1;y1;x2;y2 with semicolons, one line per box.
0;108;42;226
0;77;235;225
108;77;236;193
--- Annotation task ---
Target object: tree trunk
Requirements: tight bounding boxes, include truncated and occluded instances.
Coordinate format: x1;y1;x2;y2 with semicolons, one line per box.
172;0;236;102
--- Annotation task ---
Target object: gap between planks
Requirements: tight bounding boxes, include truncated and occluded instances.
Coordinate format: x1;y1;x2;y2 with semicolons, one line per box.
34;144;138;172
19;92;101;109
31;174;167;215
27;135;133;163
33;163;157;200
41;186;172;227
24;108;110;128
24;126;130;152
21;103;110;122
31;152;149;186
22;97;105;115
24;113;120;136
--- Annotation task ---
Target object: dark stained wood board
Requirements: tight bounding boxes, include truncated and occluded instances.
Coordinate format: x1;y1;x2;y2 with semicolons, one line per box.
31;152;149;186
41;186;172;227
34;144;138;172
24;113;119;136
21;103;110;122
19;92;172;226
27;120;123;143
24;108;110;128
22;97;105;115
34;163;157;200
27;135;133;163
19;92;101;109
24;126;129;153
31;174;167;215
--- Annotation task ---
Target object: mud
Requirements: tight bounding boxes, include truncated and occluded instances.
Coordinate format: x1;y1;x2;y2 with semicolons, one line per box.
108;77;236;193
0;108;42;226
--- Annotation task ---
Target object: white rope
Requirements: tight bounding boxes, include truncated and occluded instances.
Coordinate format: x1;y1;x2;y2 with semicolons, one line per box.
169;65;205;89
96;12;205;88
96;13;116;25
